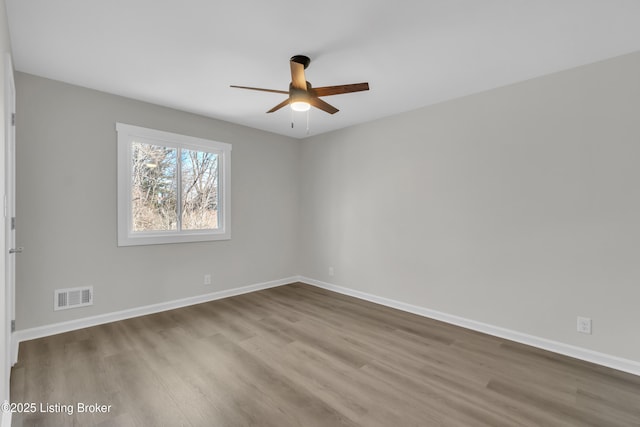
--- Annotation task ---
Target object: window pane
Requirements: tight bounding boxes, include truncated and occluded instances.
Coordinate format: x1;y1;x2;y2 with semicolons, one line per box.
131;142;177;231
181;149;219;230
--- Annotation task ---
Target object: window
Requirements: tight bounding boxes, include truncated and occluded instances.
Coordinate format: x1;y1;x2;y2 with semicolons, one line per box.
116;123;231;246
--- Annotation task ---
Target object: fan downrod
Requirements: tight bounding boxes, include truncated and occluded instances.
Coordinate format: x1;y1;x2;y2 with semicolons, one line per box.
290;55;311;69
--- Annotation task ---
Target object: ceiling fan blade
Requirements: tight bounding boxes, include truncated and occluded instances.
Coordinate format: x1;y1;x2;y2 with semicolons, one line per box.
230;85;289;95
266;98;291;113
312;82;370;97
290;61;307;91
308;97;339;114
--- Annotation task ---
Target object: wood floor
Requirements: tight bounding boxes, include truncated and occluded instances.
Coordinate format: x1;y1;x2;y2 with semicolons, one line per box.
10;283;640;427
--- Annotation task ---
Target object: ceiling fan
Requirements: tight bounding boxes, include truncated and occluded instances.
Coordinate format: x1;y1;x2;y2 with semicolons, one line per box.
231;55;369;115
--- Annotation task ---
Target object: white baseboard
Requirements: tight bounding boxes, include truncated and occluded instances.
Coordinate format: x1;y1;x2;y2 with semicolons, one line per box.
12;276;297;365
299;276;640;377
1;409;11;427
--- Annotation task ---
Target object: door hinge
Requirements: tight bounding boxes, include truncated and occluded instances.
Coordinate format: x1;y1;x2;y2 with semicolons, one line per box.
11;216;15;230
11;320;15;333
11;112;15;126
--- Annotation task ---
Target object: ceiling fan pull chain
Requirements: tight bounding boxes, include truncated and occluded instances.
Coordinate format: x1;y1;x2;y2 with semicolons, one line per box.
306;110;310;135
291;107;294;128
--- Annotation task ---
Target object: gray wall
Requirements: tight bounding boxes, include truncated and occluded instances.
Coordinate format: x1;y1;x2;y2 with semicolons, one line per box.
299;52;640;362
15;73;300;330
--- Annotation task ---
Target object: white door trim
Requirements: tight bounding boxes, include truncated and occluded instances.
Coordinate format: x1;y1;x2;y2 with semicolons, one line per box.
4;53;16;407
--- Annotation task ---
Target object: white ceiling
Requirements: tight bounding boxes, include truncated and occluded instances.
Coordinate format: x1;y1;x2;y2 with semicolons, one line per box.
6;1;640;138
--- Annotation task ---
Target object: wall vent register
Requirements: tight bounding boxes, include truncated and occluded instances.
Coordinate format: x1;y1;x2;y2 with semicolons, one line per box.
54;286;93;311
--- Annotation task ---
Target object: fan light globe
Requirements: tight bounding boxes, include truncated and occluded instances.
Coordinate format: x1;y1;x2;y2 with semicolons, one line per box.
291;101;311;112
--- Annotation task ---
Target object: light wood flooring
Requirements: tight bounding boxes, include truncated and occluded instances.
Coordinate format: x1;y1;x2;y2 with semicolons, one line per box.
10;282;640;426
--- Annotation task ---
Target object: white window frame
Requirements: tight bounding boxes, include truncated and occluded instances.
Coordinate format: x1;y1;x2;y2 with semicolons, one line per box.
116;123;231;246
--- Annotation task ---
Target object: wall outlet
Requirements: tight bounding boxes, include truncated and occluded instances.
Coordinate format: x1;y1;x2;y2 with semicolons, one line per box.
204;274;212;285
577;316;592;334
328;266;334;277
